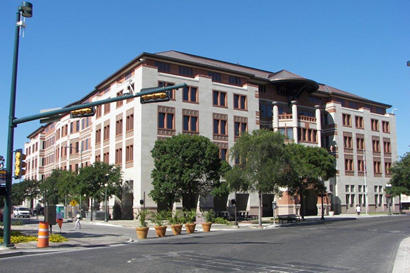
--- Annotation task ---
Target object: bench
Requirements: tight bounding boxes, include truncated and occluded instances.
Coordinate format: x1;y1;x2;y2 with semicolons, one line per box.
277;214;300;224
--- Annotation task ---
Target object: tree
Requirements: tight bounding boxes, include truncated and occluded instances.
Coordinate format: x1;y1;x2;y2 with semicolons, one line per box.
387;152;410;212
76;162;122;220
39;169;76;205
225;130;289;227
286;144;336;220
150;134;224;211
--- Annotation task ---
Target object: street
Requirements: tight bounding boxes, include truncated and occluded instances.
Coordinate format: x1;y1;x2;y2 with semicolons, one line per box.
1;216;409;273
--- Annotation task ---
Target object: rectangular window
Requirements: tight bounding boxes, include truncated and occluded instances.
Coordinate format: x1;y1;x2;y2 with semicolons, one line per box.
220;148;227;161
383;141;391;153
96;105;102;118
344;136;353;149
116;119;123;136
371;119;379;131
183;86;198;103
213;118;227;136
158;81;176;100
103;152;109;164
355;116;364;129
126;145;133;162
382;121;390;133
116;91;123;108
126;114;134;131
385;162;392;175
158;112;174;130
372;140;380;153
183;115;198;133
345;159;354;172
208;71;221;82
179;65;193;77
127;83;134;103
95;129;101;143
229;76;242;86
356;137;365;151
104;103;110;114
373;161;381;175
155;61;170;73
234;94;247;110
115;148;122;165
234;121;247;137
76;121;80;132
357;159;365;172
342;114;352;127
103;125;110;141
213;91;227;107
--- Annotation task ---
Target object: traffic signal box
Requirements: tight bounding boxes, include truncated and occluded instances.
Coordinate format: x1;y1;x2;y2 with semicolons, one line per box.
70;107;95;118
140;91;171;104
14;149;26;179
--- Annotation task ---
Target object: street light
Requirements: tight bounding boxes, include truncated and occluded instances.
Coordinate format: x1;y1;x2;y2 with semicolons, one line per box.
2;1;33;248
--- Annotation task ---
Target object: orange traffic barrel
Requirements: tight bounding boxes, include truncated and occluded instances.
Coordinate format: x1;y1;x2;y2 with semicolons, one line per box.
37;222;49;248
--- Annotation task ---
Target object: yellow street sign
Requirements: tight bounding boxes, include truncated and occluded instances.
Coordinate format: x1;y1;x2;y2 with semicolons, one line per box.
70;200;78;206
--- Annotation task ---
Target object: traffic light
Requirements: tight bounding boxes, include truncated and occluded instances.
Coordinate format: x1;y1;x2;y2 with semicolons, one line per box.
70;107;95;118
14;149;26;179
140;91;171;104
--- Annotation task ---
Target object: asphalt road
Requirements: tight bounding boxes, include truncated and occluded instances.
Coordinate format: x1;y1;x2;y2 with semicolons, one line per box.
1;216;409;273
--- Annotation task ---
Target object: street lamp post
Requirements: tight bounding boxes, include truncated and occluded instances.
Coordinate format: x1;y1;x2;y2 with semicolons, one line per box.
2;1;32;248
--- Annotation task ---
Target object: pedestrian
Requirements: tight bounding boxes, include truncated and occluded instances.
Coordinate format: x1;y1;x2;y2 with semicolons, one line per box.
356;204;361;216
74;212;81;230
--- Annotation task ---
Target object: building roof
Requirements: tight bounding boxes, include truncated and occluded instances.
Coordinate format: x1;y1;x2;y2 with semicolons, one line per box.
26;50;392;138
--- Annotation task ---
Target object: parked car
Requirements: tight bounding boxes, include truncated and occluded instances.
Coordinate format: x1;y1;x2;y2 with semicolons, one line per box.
13;207;31;218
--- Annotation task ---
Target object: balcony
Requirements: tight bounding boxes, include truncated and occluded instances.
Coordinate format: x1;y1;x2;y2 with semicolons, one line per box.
298;115;316;122
278;113;292;120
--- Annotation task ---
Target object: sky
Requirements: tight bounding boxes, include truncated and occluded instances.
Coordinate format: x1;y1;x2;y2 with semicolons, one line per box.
0;0;409;162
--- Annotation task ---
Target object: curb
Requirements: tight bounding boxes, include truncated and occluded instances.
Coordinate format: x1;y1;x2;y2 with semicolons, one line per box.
392;237;410;273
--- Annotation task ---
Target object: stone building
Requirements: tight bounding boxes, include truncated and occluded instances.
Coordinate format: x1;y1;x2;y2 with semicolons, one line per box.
23;50;397;216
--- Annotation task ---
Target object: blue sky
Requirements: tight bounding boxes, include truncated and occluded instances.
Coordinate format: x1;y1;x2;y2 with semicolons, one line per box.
1;0;409;160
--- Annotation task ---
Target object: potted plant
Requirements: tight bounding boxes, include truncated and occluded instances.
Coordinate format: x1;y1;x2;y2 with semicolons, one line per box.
135;209;149;239
169;211;183;235
201;209;215;232
152;211;169;238
184;209;197;234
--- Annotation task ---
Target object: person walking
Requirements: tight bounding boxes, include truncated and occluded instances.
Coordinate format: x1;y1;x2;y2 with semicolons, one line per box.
74;212;81;230
356;204;361;216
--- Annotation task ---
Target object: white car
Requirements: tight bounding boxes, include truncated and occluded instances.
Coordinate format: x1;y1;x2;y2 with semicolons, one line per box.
13;207;31;218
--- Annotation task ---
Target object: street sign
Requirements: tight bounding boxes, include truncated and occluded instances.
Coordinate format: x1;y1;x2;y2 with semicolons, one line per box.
70;200;78;207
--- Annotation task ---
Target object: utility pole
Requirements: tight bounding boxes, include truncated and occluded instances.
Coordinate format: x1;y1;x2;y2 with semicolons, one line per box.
2;1;33;248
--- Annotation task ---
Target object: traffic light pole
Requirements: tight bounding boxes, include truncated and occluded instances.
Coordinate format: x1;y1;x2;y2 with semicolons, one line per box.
2;80;186;247
2;8;22;248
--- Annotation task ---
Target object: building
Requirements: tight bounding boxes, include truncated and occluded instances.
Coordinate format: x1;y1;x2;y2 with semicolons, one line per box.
23;50;397;216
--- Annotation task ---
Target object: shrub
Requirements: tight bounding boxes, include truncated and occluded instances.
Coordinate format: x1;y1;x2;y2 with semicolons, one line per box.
202;209;215;223
183;209;197;223
151;211;170;226
214;217;231;225
136;209;148;227
168;211;184;225
49;234;68;243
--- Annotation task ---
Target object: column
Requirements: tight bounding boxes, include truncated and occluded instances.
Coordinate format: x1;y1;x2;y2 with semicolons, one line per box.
315;105;322;147
272;101;279;132
291;100;298;143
